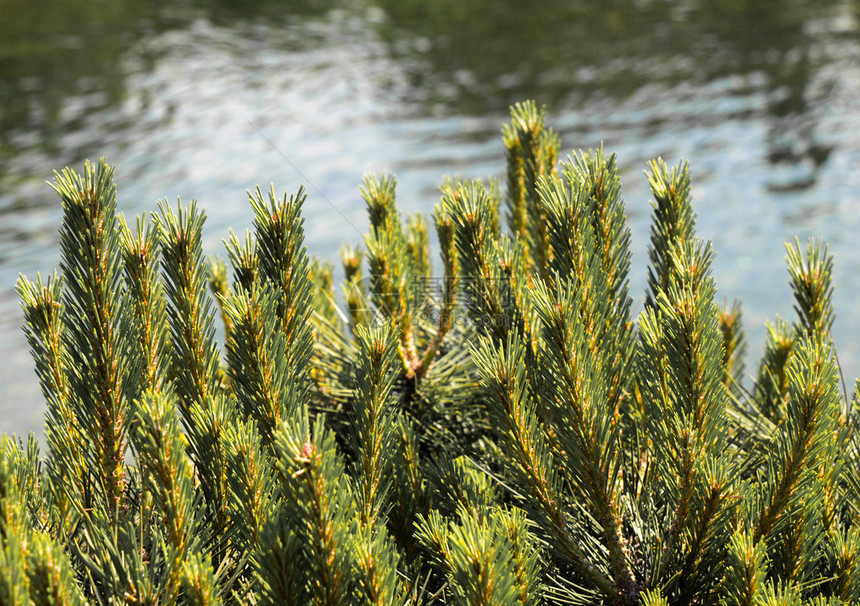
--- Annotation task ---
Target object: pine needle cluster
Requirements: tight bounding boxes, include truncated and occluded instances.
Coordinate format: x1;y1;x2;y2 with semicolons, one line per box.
5;100;860;605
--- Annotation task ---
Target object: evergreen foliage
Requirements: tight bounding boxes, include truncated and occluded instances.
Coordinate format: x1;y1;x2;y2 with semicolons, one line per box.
6;102;859;605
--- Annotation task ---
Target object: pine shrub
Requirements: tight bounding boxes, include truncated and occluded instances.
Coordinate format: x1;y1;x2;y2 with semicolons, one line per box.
5;100;860;605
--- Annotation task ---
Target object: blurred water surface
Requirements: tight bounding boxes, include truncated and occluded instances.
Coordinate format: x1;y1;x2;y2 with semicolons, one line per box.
2;0;860;437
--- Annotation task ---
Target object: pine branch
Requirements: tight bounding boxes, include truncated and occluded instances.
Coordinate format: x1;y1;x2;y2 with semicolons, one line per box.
502;100;559;281
472;332;615;596
644;158;695;309
561;147;632;311
24;530;85;606
363;174;423;379
387;414;427;563
447;181;527;345
223;417;277;552
426;455;498;522
156;199;222;410
207;255;233;340
639;589;670;606
342;243;372;330
406;213;431;285
16;273;69;427
222;284;302;446
53;158;133;516
753;335;841;585
354;523;407;606
363;174;406;322
756;581;804;605
786;238;834;344
722;530;769;606
537;164;634;421
273;421;358;606
16;273;86;528
1;436;84;605
530;276;636;600
417;508;525;606
181;554;223;606
156;198;231;537
256;513;306;606
129;388;197;599
637;239;735;601
827;527;860;603
753;318;796;423
224;228;258;293
249;185;315;388
311;257;338;320
497;507;543;606
719;299;747;397
350;324;400;527
409;199;462;381
119;213;170;395
342;325;412;603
